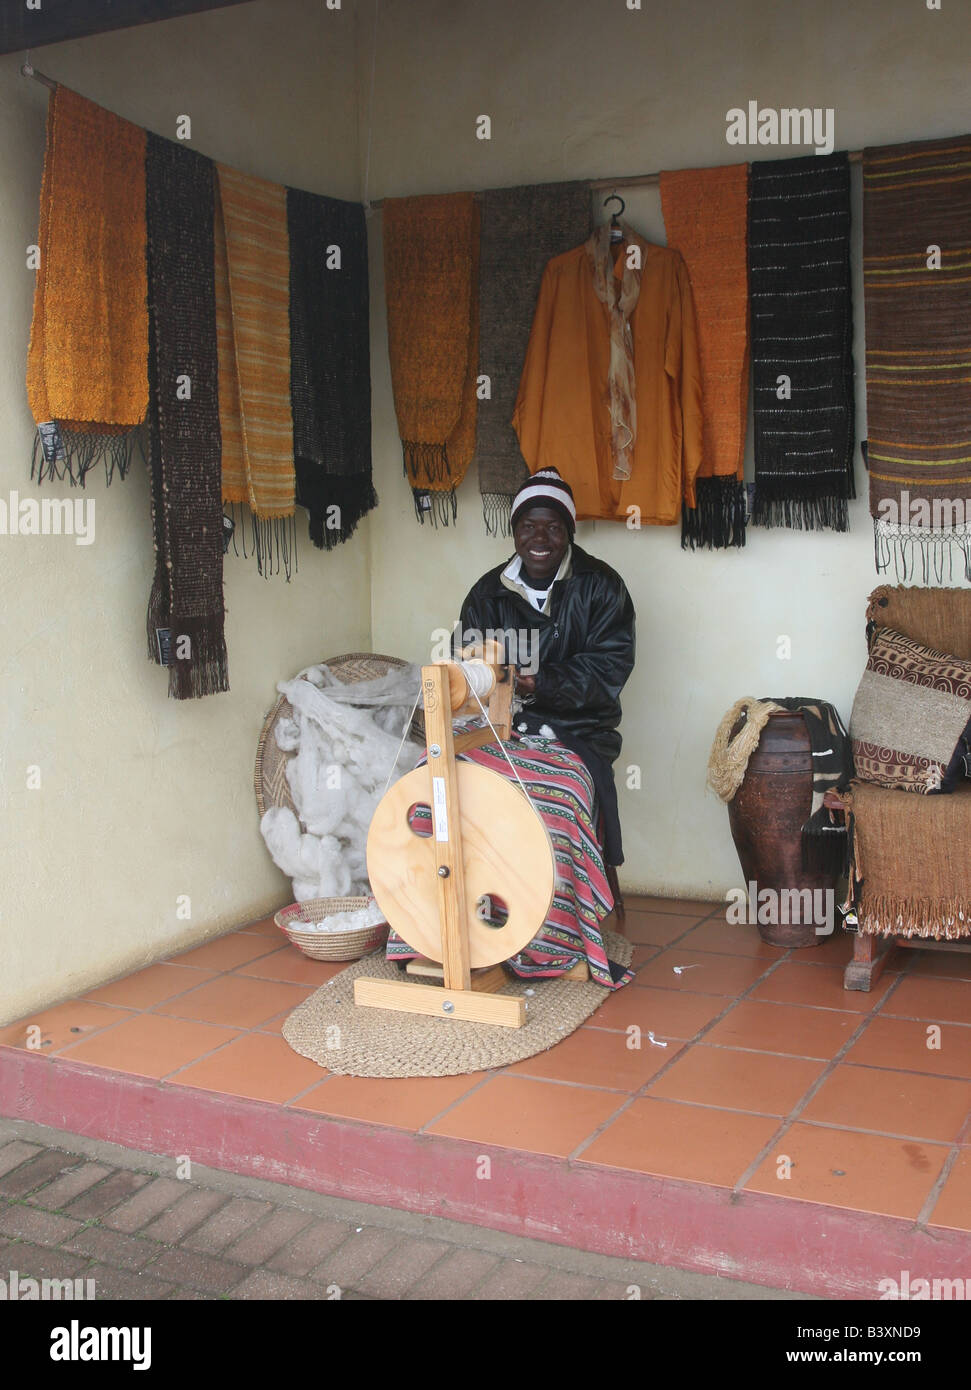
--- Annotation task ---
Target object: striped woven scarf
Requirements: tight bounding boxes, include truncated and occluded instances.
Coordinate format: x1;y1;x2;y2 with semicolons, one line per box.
287;188;376;548
383;193;479;526
863;134;971;583
476;181;592;535
145;133;228;700
26;86;148;486
661;163;750;549
748;153;855;530
215;163;295;576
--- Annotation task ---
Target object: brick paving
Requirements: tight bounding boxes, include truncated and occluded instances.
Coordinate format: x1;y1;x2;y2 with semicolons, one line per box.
0;1119;812;1302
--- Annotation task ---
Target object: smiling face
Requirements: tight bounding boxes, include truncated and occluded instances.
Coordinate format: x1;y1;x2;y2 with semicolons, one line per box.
513;505;570;582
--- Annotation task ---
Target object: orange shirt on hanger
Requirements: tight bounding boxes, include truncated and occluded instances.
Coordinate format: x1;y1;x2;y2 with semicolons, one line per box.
512;228;704;526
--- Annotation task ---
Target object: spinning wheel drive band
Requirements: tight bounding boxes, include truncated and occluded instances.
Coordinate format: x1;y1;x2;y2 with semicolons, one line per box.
367;761;556;969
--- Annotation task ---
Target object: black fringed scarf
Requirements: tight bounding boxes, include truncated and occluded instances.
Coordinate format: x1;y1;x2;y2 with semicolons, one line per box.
286;188;376;548
748;153;855;531
145;132;229;699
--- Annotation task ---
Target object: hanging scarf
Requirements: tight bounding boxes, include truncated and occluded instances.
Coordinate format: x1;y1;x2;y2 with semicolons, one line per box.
215;163;296;576
286;188;376;548
476;181;592;534
145;133;228;700
661;164;750;549
585;222;641;480
748;153;855;530
383;193;480;526
709;697;852;875
863;134;971;583
26;85;148;486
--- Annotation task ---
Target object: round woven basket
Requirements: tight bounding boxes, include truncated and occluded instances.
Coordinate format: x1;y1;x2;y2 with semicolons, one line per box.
275;898;390;962
254;651;424;819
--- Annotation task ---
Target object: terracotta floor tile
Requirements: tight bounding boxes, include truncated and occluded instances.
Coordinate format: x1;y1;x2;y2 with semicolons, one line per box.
237;917;286;939
152;975;313;1029
789;932;857;968
648;1045;824;1116
845;1016;971;1079
751;962;892;1014
626;897;721;917
744;1121;949;1220
579;1097;778;1187
0;1000;131;1054
172;1032;325;1103
679;919;783;959
294;1073;482;1129
425;1075;625;1158
624;912;700;947
59;1014;239;1079
903;949;971;983
927;1150;971;1232
881;975;971;1027
166;931;280;973
508;1027;683;1091
704;1000;862;1060
255;993;315;1034
83;963;217;1010
585;985;727;1040
231;947;347;987
802;1064;971;1143
633;948;774;997
630;945;661;970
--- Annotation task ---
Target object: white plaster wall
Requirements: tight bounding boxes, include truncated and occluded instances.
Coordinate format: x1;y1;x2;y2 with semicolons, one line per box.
0;0;371;1021
362;0;971;898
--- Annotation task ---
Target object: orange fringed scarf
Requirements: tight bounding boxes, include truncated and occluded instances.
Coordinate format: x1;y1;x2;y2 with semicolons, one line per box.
214;163;295;576
383;192;479;525
26;85;148;485
660;163;750;549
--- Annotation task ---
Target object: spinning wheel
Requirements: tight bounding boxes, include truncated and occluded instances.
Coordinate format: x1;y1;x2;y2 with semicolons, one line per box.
355;655;560;1028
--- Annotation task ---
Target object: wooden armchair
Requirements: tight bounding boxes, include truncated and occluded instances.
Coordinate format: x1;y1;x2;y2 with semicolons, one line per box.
831;585;971;991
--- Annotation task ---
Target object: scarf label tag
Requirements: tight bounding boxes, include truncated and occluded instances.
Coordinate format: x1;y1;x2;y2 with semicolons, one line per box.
155;627;172;666
416;491;433;513
221;514;235;554
37;420;65;466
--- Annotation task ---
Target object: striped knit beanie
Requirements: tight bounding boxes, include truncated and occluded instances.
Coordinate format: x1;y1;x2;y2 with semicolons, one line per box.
510;467;577;536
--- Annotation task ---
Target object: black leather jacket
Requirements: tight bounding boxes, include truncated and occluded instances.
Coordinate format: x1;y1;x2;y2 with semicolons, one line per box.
456;544;636;764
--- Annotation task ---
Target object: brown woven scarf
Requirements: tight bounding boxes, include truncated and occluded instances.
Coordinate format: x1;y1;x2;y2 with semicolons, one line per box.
863;134;971;583
383;192;479;525
26;85;148;486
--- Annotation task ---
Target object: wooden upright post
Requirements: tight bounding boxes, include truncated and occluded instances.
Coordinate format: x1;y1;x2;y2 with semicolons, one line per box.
421;665;471;993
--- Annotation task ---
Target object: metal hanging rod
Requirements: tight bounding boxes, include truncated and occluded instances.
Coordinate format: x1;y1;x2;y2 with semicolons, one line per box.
19;60;863;200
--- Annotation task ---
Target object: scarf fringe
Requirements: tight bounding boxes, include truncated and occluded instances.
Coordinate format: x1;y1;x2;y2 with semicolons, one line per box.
403;440;451;486
250;512;298;580
873;523;971;585
681;476;747;550
482;491;513;538
296;470;378;550
751;488;850;533
31;423;145;488
167;614;230;700
854;895;971;941
412;487;458;527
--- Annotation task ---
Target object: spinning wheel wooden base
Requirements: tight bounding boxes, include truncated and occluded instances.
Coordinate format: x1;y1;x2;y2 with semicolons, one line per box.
355;659;557;1029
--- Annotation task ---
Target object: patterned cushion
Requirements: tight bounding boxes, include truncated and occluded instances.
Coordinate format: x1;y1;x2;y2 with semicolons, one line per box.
850;626;971;793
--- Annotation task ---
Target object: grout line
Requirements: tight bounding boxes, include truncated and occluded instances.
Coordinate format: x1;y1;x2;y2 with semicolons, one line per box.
915;1144;963;1228
416;1069;510;1133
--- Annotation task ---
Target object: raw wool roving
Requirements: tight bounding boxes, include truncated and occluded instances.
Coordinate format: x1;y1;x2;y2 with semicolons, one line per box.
26;85;148;486
260;663;423;901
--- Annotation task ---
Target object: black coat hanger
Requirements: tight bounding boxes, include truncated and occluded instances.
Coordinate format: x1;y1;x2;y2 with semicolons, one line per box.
604;193;625;243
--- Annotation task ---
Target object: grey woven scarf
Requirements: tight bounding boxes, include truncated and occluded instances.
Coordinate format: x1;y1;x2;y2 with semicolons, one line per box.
477;181;592;534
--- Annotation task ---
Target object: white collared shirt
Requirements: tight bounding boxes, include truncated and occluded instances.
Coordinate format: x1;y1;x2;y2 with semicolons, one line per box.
499;545;572;614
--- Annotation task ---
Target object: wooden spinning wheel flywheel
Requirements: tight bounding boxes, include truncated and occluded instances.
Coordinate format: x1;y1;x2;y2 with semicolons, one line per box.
356;658;558;1028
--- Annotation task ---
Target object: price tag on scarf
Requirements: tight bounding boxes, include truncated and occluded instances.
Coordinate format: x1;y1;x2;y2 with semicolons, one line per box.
155;628;172;666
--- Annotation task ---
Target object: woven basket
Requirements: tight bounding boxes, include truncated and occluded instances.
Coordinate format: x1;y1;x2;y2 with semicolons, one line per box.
254;651;424;819
275;897;390;962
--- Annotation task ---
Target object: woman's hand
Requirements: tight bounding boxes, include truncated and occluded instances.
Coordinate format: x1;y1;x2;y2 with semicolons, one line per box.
515;671;537;695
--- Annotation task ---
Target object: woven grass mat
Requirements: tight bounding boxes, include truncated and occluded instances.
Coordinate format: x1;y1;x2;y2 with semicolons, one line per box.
282;931;633;1078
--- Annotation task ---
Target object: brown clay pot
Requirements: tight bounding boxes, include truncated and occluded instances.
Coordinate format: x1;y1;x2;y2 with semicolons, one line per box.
727;709;838;948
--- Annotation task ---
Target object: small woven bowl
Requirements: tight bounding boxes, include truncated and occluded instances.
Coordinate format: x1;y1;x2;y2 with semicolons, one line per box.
274;896;389;962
